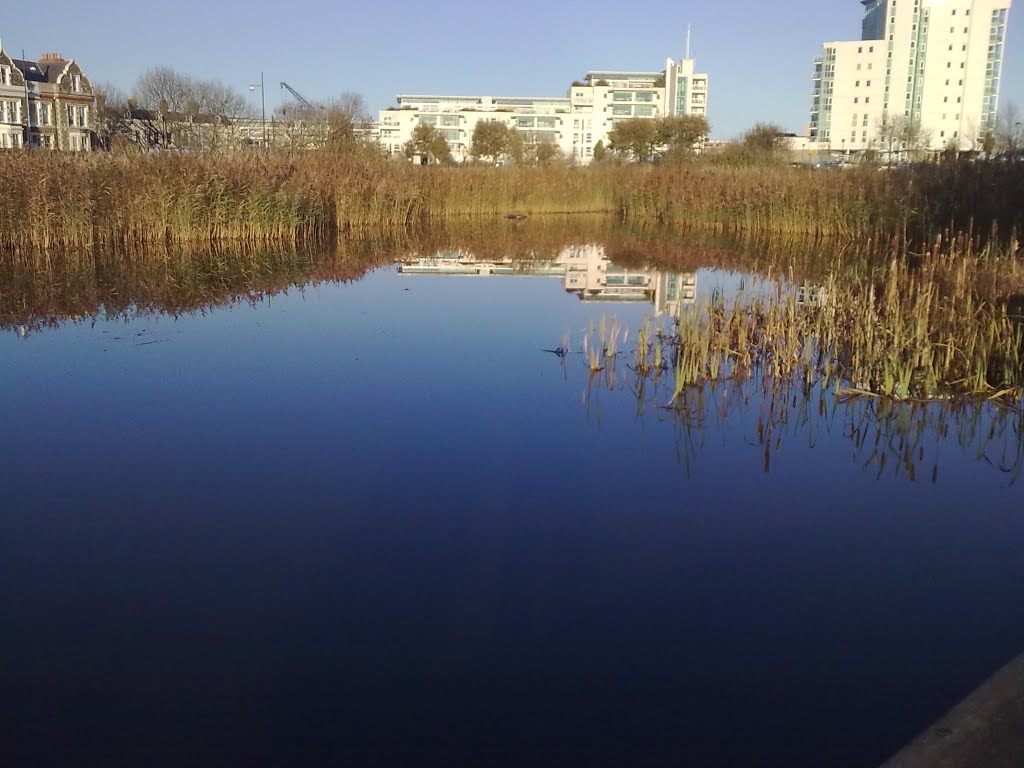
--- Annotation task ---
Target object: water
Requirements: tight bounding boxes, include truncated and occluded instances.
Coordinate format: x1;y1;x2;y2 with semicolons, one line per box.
2;232;1023;767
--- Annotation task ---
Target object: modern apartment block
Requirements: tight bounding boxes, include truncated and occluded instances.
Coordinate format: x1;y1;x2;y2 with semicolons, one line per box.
0;40;94;151
809;0;1012;153
378;54;708;163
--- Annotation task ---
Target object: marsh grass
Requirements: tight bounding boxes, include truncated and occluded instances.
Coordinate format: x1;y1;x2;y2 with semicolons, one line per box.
2;152;1021;255
644;239;1024;403
558;234;1024;479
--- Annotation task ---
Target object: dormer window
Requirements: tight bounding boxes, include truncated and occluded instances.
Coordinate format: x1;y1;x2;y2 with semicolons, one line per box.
0;66;10;86
72;74;81;92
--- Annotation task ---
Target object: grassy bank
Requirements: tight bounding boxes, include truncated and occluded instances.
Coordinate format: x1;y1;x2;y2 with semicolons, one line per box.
1;152;1022;253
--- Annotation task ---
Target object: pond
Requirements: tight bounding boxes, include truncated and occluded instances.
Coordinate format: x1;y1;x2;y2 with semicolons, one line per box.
2;225;1023;767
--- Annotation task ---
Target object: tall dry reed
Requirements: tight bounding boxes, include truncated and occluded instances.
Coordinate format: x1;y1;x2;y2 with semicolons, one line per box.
1;151;1021;254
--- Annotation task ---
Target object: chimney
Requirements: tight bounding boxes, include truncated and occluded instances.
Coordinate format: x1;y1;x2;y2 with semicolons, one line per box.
39;53;66;64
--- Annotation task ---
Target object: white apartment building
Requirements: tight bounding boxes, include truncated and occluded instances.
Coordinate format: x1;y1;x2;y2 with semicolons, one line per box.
810;0;1012;153
379;54;708;163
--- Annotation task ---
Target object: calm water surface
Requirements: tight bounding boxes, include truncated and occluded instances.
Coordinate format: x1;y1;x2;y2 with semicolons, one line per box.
2;237;1023;767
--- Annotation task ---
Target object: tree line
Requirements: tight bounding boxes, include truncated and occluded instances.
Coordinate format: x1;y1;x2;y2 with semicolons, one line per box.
94;66;375;153
404;114;711;166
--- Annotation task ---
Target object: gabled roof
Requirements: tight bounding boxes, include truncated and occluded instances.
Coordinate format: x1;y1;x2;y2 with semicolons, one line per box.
13;58;72;84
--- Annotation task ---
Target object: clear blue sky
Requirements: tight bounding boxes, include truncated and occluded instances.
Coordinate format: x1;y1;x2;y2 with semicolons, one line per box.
2;0;1021;138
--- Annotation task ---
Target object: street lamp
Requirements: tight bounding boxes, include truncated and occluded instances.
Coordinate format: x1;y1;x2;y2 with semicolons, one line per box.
248;72;267;148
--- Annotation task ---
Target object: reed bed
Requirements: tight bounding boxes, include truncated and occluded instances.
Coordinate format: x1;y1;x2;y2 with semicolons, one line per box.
566;236;1024;481
1;151;1021;256
572;236;1024;404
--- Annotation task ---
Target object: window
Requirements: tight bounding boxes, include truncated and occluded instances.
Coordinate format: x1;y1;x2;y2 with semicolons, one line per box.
71;74;81;92
0;66;10;86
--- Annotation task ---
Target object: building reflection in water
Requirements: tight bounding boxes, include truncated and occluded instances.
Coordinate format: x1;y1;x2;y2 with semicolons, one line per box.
399;245;696;317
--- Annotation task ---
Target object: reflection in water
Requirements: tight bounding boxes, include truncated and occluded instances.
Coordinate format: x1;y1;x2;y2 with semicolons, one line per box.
567;314;1024;484
4;226;1024;767
0;222;895;335
0;242;395;336
399;244;697;317
4;226;1021;483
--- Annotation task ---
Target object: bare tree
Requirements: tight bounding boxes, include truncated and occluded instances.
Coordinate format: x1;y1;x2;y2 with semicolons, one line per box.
134;67;194;113
900;118;932;161
874;113;931;163
275;92;373;152
132;66;250;150
92;81;129;150
92;81;167;152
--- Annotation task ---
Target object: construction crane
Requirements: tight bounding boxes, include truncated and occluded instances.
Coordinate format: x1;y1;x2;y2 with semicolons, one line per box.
280;82;323;111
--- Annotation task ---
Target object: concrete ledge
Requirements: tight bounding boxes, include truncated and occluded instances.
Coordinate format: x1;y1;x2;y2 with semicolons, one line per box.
881;652;1024;768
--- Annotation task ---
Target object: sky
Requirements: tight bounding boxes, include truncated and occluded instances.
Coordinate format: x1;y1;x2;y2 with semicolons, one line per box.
1;0;1022;139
